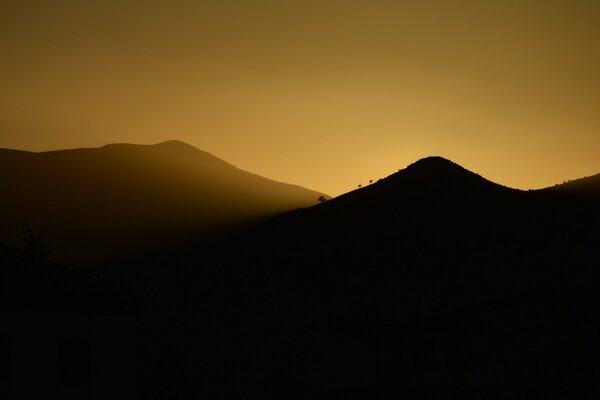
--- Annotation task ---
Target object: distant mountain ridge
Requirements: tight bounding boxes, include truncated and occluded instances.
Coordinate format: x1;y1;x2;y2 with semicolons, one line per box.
0;141;327;266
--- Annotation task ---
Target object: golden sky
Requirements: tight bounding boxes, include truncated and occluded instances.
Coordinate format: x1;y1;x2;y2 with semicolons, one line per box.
1;1;599;196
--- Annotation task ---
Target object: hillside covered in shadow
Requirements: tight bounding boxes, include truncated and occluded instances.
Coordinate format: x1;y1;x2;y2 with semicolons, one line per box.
0;141;327;266
0;242;137;399
3;156;600;398
543;172;600;199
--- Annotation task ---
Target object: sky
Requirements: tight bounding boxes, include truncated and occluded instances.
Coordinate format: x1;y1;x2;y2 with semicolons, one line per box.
1;0;599;196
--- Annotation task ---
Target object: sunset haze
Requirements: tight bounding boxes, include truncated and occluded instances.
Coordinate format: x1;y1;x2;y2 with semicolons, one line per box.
2;0;600;195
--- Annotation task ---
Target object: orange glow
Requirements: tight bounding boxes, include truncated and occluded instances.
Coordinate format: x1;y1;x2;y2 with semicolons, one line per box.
2;1;600;196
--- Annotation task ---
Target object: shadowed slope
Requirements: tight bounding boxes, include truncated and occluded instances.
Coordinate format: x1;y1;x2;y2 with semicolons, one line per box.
5;156;600;398
139;156;599;398
543;172;600;198
0;240;138;400
0;141;327;266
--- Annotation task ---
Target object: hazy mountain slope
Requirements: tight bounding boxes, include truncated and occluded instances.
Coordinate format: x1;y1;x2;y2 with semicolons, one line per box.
0;140;326;265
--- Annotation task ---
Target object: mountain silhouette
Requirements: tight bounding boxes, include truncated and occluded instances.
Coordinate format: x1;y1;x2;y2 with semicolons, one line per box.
0;141;327;265
270;156;523;241
3;156;600;398
317;156;515;207
382;156;502;190
132;156;598;398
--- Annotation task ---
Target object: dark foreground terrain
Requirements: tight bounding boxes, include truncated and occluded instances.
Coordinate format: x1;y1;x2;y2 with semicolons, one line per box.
2;157;600;399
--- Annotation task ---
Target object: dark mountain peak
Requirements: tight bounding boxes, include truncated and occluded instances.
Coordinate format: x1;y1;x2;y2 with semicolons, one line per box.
403;156;471;178
366;156;510;198
321;156;513;215
382;156;485;189
409;155;454;165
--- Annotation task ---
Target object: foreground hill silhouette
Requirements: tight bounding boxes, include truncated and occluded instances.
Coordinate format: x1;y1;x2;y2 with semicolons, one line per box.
3;156;600;398
0;141;327;265
0;242;137;399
